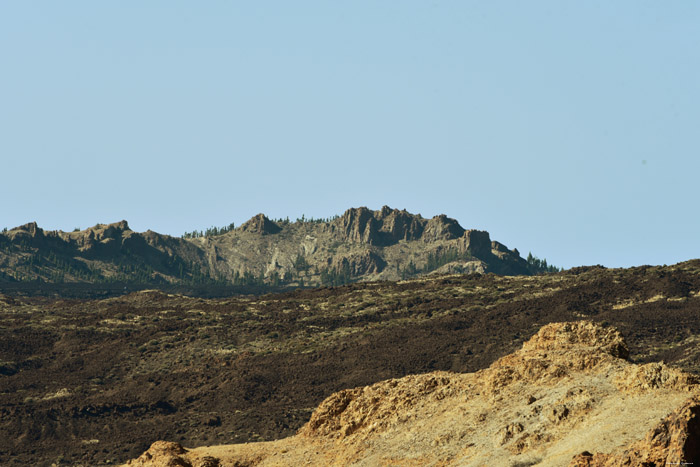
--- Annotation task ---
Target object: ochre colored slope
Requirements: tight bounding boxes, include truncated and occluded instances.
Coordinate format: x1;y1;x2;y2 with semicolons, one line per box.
124;321;700;466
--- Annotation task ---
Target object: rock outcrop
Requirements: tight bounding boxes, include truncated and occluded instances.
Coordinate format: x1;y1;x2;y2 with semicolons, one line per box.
6;221;44;240
458;229;493;259
124;321;700;466
429;260;487;275
64;221;134;253
422;214;465;242
239;214;281;235
338;207;379;244
329;250;387;276
0;206;533;285
375;206;425;243
337;206;465;246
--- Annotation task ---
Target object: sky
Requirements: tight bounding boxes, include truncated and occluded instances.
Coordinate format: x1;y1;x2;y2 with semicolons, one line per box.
1;2;698;270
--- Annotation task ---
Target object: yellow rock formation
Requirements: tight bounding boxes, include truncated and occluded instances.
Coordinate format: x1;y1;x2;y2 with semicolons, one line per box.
125;321;700;466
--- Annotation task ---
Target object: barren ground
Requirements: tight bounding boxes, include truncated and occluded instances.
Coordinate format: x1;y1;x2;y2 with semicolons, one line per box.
2;261;700;465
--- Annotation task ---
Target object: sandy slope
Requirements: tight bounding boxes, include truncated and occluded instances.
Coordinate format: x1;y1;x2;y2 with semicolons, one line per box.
125;321;699;466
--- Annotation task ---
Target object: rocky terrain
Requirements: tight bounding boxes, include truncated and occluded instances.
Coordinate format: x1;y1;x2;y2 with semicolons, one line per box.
125;321;700;466
0;206;532;288
1;261;700;465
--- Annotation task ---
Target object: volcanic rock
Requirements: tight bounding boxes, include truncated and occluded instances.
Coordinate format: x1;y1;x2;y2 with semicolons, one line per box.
239;214;281;235
422;214;465;242
570;395;700;465
125;321;700;466
329;250;387;276
458;229;492;259
429;260;487;275
68;220;132;251
4;222;46;246
338;206;466;245
339;207;380;244
0;206;532;286
375;206;425;243
10;221;43;237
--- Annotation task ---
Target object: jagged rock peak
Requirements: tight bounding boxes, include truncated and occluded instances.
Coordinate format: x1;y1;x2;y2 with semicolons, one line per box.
56;221;135;253
374;205;423;221
240;213;281;235
339;207;378;244
338;206;465;245
4;222;46;242
6;221;131;238
10;221;43;236
423;214;465;242
375;206;426;242
85;220;131;233
70;220;132;243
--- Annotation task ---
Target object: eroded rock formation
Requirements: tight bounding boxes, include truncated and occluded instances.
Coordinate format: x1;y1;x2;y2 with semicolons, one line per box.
328;250;386;276
124;321;700;466
0;206;531;285
239;214;282;235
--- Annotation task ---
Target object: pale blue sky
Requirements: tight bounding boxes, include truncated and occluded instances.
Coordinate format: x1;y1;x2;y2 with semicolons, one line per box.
1;2;698;269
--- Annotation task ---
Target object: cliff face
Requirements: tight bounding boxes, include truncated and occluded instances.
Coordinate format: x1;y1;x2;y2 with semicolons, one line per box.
239;214;282;235
338;207;379;244
336;206;465;246
125;321;700;466
0;206;531;286
0;220;202;284
376;206;426;243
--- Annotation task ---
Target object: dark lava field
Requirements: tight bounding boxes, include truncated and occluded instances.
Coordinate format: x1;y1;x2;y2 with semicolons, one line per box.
2;261;700;466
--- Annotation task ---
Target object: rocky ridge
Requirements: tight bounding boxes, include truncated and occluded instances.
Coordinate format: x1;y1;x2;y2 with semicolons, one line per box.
125;321;700;466
0;206;530;287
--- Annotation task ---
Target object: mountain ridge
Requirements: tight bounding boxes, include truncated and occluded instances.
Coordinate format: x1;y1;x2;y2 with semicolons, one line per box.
0;206;538;287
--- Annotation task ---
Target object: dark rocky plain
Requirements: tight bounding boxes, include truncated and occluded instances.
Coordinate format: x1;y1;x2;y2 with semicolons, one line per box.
2;261;700;465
